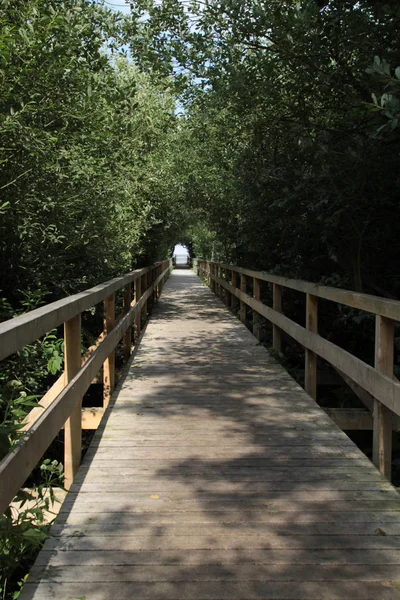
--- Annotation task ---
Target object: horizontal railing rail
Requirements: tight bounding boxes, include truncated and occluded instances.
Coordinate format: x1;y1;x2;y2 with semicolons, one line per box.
0;259;173;515
193;258;399;480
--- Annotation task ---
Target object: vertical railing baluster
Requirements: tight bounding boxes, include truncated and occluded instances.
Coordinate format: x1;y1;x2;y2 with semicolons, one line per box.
152;265;156;307
373;316;395;479
103;293;115;409
231;270;237;311
123;282;132;363
253;277;261;341
134;275;141;341
225;268;231;307
272;283;282;353
305;293;318;400
64;314;82;489
141;272;147;324
240;274;247;324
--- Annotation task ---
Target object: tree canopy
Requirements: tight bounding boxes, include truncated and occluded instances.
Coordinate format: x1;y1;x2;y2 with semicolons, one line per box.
129;0;400;295
1;0;399;310
1;3;400;597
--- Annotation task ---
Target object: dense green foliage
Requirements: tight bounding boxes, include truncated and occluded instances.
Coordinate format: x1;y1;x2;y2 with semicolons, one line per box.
3;1;398;303
0;2;187;596
136;0;400;296
0;0;187;307
1;1;400;596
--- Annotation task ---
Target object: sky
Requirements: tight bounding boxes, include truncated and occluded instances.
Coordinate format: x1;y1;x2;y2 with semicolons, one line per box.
173;244;189;257
103;0;131;14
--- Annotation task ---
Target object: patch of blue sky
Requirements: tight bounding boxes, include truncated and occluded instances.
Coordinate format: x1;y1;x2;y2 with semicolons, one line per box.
173;243;189;257
102;0;131;15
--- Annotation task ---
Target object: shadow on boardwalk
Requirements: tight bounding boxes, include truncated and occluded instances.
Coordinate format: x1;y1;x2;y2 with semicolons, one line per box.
21;270;400;599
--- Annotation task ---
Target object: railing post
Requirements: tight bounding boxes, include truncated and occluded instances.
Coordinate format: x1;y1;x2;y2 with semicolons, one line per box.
253;277;261;341
141;272;147;323
272;283;282;353
373;315;394;479
305;293;318;400
211;263;216;293
225;268;231;307
231;270;237;310
134;275;141;341
123;282;132;363
64;314;82;489
156;264;161;299
240;274;247;324
103;293;115;409
152;265;156;306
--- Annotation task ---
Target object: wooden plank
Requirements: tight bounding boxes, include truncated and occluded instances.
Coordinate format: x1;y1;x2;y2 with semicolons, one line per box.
21;375;65;431
57;510;400;526
0;264;171;514
18;269;400;600
231;270;237;310
0;267;151;362
272;283;282;353
71;480;391;492
63;315;82;489
103;293;115;409
225;268;231;307
373;316;395;478
43;533;400;549
27;563;400;582
240;273;247;324
141;272;148;322
123;283;132;362
134;275;142;341
253;277;261;341
83;446;364;459
333;366;375;411
208;260;400;322
19;580;400;600
210;273;400;416
305;293;318;400
81;407;104;429
34;548;400;566
62;488;398;503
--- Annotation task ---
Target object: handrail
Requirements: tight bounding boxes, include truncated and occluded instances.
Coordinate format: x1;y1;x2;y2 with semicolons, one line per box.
0;266;153;362
0;259;173;515
194;258;399;480
211;262;400;322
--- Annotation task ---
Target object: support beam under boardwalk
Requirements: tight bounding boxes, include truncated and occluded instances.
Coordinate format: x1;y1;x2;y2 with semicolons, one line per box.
20;270;400;600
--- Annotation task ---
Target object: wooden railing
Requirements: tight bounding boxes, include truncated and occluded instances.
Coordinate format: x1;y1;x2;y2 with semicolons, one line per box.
0;259;173;514
194;258;400;480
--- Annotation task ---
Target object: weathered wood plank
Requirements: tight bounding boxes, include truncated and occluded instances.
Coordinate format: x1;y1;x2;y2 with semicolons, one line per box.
63;315;82;489
27;563;400;582
42;534;400;550
19;270;400;600
33;547;400;566
56;510;400;526
19;581;400;600
211;273;400;416
0;266;156;362
211;261;400;321
0;263;172;513
50;521;400;537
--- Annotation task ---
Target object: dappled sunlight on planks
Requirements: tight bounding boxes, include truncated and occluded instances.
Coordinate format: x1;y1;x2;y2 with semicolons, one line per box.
20;270;400;600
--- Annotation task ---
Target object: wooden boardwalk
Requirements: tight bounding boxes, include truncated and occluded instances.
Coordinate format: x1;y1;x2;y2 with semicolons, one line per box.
22;270;400;599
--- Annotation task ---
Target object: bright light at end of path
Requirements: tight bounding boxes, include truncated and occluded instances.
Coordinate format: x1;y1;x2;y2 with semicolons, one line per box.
173;244;189;265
